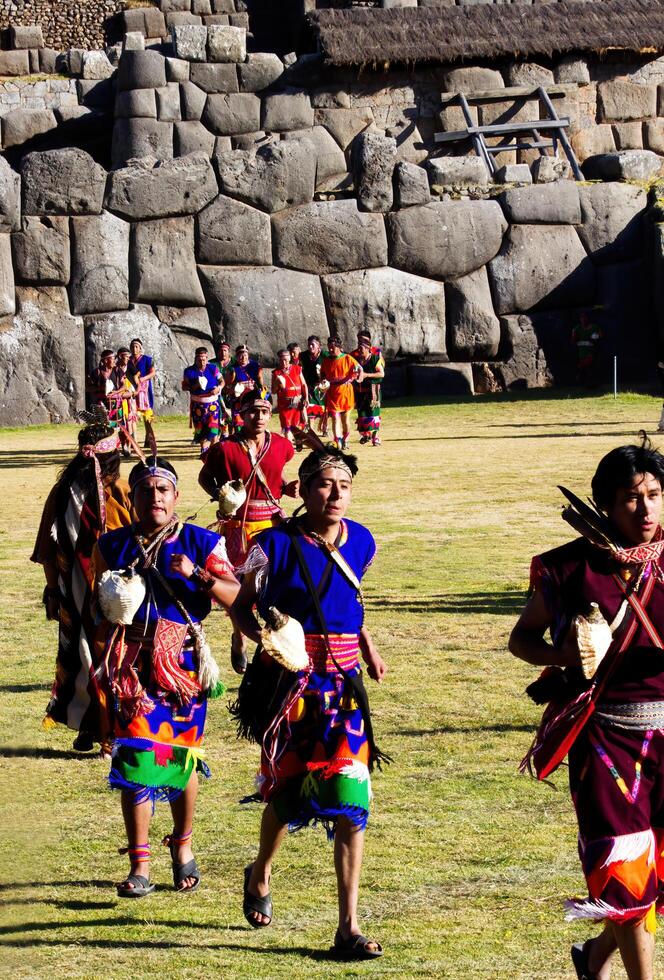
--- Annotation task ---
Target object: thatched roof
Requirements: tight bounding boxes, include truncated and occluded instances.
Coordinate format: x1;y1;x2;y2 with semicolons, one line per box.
307;1;664;67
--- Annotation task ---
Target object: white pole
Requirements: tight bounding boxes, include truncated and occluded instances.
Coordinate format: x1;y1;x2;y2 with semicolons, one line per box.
613;355;617;400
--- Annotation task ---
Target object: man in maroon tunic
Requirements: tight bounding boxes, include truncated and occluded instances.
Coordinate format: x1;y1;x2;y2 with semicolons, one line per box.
510;438;664;980
198;386;298;672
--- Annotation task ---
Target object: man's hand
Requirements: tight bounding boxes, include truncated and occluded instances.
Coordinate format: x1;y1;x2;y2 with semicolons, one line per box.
282;479;299;498
170;554;195;579
363;646;387;683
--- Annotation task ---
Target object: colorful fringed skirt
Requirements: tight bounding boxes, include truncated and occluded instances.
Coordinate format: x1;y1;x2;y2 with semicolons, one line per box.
191;396;220;444
566;719;664;930
259;634;371;836
109;645;209;806
355;386;381;438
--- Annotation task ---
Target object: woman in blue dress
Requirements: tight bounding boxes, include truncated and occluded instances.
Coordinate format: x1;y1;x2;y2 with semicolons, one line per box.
231;445;388;958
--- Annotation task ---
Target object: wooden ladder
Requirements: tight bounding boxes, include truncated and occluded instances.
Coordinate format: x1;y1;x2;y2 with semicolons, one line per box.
434;85;583;180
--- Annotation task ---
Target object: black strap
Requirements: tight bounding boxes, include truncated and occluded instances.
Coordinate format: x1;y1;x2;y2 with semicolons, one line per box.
287;521;390;770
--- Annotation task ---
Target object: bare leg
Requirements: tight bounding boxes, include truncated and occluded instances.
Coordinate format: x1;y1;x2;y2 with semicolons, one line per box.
231;625;247;674
119;791;152;888
168;772;199;890
612;919;654;980
247;803;288;926
341;411;350;444
585;923;618;979
330;411;342;446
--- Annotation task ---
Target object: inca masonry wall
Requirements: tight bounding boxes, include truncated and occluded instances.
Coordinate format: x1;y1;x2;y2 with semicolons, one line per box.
1;11;664;424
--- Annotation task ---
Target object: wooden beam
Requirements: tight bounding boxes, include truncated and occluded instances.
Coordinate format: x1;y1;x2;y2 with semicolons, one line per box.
434;117;570;144
439;84;575;105
484;141;555;152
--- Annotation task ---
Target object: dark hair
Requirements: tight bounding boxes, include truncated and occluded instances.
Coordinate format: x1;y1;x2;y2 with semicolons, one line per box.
277;348;289;357
117;347;130;355
56;423;120;500
591;433;664;511
128;456;178;489
100;349;114;359
298;445;359;489
130;338;142;346
238;385;271;412
195;346;208;357
287;342;300;351
328;335;342;347
307;335;320;344
357;330;371;340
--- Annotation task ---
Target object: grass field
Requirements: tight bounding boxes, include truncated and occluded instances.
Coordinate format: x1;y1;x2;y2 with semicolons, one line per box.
1;390;662;979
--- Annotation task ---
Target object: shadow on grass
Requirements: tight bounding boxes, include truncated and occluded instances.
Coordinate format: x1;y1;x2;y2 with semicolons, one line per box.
0;747;97;760
391;723;534;737
384;430;638;443
365;591;526;615
0;683;47;693
0;881;115;892
0;936;333;958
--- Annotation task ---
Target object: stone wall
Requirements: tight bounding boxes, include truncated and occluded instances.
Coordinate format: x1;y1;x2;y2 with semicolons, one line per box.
1;19;664;424
0;0;125;51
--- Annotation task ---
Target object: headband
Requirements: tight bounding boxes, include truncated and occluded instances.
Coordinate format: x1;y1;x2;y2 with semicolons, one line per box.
129;465;178;490
299;454;354;484
80;432;121;530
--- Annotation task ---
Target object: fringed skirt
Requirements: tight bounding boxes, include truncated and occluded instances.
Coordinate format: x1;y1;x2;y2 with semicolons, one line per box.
191;398;220;443
259;637;372;838
355;388;381;436
109;648;209;806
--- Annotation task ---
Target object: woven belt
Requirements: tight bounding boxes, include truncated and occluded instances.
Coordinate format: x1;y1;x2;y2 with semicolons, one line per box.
596;701;664;731
305;633;360;673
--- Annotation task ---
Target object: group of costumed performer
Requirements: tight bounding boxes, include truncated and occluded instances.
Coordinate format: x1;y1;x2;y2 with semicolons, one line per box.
31;423;133;755
511;434;664;980
271;347;309;444
231;441;388;959
198;385;299;674
181;347;225;455
94;457;239;896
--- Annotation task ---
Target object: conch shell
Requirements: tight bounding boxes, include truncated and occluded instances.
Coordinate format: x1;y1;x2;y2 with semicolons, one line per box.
575;602;613;679
98;568;146;625
261;606;309;672
217;479;247;516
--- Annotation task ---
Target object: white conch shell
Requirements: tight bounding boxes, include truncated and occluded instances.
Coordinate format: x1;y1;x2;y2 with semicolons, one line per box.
198;374;208;391
575;602;613;680
98;568;146;625
217;479;247;516
260;607;309;672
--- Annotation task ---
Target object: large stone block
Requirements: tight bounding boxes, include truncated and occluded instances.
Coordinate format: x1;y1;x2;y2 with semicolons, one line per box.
315;109;375;155
197;194;272;265
272;200;388;275
355;131;396;212
598;80;657;122
323;267;446;359
427;156;488;188
112;118;173;168
645;120;664;155
77;78;115;111
0;287;85;424
180;81;208;119
203;93;260;134
174;120;216;156
117;50;167;91
498;182;581;224
70;212;130;315
189;62;238;92
571;124;616;163
442;67;504;92
122;8;167;38
0;157;20;233
85;305;192;413
21;149;107;216
131;216;205;305
0;50;30;75
445;266;500;359
387;200;507;280
0;234;14;316
207;25;246;62
172;24;208;61
507;63;554;87
115;88;158;119
2;109;57;149
106;153;217;220
9;25;43;49
239;53;284;93
555;56;590;85
156;83;182;122
262;91;314;133
488;224;595;315
283;126;346;184
12;216;70;285
530;156;571;184
166;56;189;82
577;183;647;263
492;314;553;390
199;265;329;361
82;51;115;80
612;122;643;150
394;161;430;208
479;97;537;128
215;139;315;213
166;11;203;28
582;150;663;182
162;0;192;11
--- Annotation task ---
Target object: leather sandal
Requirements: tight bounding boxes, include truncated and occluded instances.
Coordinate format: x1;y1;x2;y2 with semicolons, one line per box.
231;633;247;675
331;928;383;960
243;863;272;928
571;940;597;980
116;843;155;899
162;830;201;894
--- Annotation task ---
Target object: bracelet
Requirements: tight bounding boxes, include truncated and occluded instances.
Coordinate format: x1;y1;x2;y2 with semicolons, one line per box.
191;564;215;592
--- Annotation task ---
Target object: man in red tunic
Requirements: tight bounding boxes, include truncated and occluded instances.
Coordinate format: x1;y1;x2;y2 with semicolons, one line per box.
198;386;298;672
271;348;308;445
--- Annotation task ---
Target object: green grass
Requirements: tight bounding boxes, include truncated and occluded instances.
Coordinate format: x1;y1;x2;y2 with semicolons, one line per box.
1;391;661;978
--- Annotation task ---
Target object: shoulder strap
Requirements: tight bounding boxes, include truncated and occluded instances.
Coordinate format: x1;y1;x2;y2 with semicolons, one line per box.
612;571;664;649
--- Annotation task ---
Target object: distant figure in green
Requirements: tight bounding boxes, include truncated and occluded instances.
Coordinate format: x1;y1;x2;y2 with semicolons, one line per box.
572;311;603;387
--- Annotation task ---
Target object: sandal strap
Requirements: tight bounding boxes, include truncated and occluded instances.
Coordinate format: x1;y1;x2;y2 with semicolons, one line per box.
162;828;193;848
118;843;151;861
